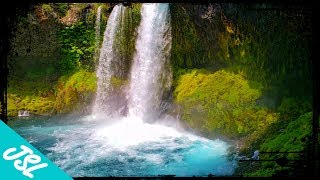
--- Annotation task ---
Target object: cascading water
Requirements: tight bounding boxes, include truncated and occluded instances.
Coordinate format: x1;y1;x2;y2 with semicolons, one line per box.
9;4;237;177
128;4;172;121
93;4;126;116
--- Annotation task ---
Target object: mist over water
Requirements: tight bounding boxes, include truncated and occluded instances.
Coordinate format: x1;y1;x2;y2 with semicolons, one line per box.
128;4;172;121
93;4;126;116
10;115;236;177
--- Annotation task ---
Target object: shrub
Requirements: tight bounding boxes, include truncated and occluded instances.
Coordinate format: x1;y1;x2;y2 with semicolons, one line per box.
58;22;95;73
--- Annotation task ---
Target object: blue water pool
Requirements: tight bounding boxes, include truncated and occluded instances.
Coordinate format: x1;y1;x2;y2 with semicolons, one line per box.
8;115;237;177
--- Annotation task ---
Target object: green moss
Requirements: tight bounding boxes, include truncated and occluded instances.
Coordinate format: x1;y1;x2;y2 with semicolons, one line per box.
174;69;278;138
54;70;97;113
63;70;97;92
170;4;209;69
260;112;312;153
244;168;275;177
8;69;97;116
278;97;312;120
8;95;19;116
110;77;127;89
7;94;55;116
243;112;313;177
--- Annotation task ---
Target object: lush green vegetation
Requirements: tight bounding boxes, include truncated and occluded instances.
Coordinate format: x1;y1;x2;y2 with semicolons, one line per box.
236;112;313;177
54;70;96;113
8;3;104;116
174;69;278;138
8;94;55;116
170;4;312;176
58;22;96;72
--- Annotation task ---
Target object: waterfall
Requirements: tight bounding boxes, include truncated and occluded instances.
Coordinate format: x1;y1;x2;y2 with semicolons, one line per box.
128;3;172;121
94;6;102;62
93;4;126;116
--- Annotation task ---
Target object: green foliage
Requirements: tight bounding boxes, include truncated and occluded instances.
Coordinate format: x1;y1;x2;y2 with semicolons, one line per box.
41;4;54;15
84;5;99;26
8;54;61;90
54;70;97;113
170;4;214;69
278;97;312;120
8;94;55;116
58;22;96;73
7;95;18;116
131;3;142;24
174;69;277;138
8;78;54;97
219;8;312;99
8;70;96;116
170;4;311;109
243;112;312;177
7;3;103;117
99;4;110;40
170;5;311;159
261;112;312;153
110;77;128;89
41;3;69;18
52;3;69;17
237;96;312;161
244;168;276;177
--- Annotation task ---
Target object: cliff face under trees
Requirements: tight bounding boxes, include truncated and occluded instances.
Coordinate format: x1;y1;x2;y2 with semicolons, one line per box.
170;4;312;176
8;3;104;116
7;3;313;176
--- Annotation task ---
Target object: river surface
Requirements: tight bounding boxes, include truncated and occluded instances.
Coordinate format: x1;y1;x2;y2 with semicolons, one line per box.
8;115;237;177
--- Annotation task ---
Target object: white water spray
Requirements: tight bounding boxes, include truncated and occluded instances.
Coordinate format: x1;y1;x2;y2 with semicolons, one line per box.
93;5;126;116
128;3;172;121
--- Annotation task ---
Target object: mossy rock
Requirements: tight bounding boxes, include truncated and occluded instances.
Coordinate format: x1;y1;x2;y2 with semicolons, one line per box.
174;69;278;138
54;70;97;113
